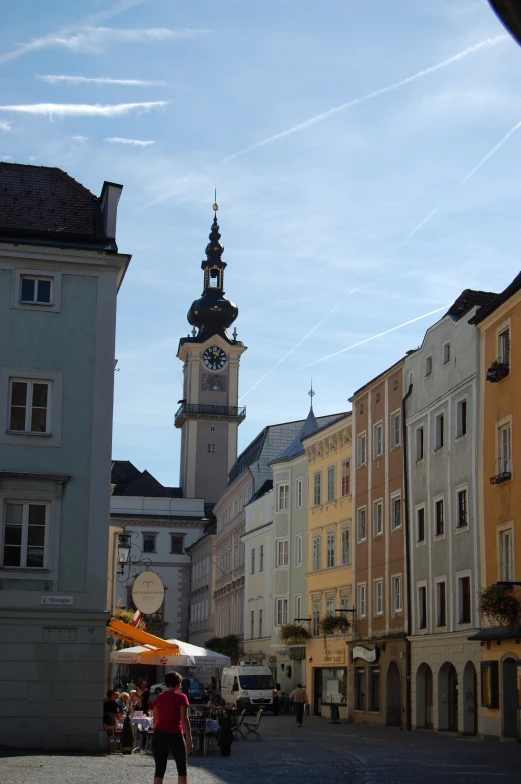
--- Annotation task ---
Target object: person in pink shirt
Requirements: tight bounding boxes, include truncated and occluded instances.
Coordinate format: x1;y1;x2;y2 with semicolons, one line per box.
152;671;193;784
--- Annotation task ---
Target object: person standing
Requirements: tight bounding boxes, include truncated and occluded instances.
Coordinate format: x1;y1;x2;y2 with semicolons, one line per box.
152;671;193;784
289;683;308;727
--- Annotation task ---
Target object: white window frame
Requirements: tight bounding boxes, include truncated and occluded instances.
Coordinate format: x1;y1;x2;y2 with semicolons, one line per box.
435;577;447;628
142;532;157;554
391;410;401;448
1;368;63;448
456;571;472;625
341;460;350;496
374;579;383;616
326;465;336;503
416;425;424;461
312;535;321;572
391;493;401;530
313;471;322;507
417;582;427;630
8;378;51;436
277;483;289;511
373;421;383;458
456;396;468;439
1;499;50;569
443;342;450;365
415;504;426;545
295;477;303;509
358;583;367;618
357;507;367;543
435;412;444;450
391;574;403;614
259;544;264;572
433;495;445;538
276;539;288;568
325;597;335;616
326;531;335;568
294;594;301;623
295;534;302;567
501;529;514;581
497;321;511;367
208;443;216;453
12;269;62;313
250;609;255;639
455;485;468;530
373;499;383;537
357;432;367;467
251;547;255;575
19;274;54;306
341;526;350;565
275;597;288;626
425;355;432;376
258;608;263;638
497;419;512;476
312;601;321;636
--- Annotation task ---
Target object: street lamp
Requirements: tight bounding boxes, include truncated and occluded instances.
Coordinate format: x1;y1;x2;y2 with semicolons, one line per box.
117;534;132;575
489;0;521;46
116;531;151;581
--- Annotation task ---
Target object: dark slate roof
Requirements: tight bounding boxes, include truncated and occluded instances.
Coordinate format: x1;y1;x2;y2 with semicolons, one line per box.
248;479;273;505
301;411;351;441
447;288;498;321
469;272;521;325
270;407;320;464
111;460;183;498
0;161;117;250
228;428;266;484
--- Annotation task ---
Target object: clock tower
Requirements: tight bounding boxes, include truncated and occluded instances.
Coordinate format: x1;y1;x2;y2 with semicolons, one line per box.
175;202;247;503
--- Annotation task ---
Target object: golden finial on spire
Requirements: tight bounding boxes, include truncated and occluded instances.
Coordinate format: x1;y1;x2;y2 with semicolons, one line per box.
213;187;218;212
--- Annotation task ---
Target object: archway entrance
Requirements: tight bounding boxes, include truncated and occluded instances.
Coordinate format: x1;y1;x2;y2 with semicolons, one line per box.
462;662;477;736
416;663;433;729
438;662;458;732
502;658;518;738
386;661;402;726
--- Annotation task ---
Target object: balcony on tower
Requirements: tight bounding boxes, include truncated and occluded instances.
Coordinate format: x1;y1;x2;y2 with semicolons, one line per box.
175;402;246;428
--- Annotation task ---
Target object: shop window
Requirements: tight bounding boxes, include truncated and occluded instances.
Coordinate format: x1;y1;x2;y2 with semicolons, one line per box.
320;668;346;707
480;661;499;709
369;667;380;712
355;667;366;711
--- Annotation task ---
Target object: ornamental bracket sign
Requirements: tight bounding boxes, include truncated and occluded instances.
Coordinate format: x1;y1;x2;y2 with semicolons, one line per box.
352;644;380;664
132;571;165;615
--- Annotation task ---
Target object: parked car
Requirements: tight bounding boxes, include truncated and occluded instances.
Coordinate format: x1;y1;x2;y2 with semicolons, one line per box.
150;678;208;704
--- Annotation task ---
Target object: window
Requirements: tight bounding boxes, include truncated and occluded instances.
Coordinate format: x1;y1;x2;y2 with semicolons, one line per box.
458;576;471;624
142;533;157;553
391;496;401;530
210;426;216;432
436;580;446;627
341;527;350;565
457;488;468;528
357;432;367;467
20;275;52;305
481;661;499;709
456;399;467;437
341;460;350;496
326;532;335;568
313;472;322;506
327;466;336;503
498;327;510;366
9;379;50;434
374;500;383;536
416;507;425;543
434;499;444;536
374;579;383;616
391;411;401;448
369;667;380;712
277;483;289;510
443;342;450;364
391;575;403;613
435;413;444;449
170;534;184;554
326;598;334;616
425;356;432;376
258;608;263;638
207;443;216;453
355;667;366;711
373;423;383;458
250;610;255;639
275;598;288;626
277;539;288;567
358;583;367;618
416;426;424;461
312;602;321;636
357;508;367;542
295;534;302;567
294;595;301;622
251;547;255;575
2;501;48;568
418;585;427;629
501;531;513;581
499;424;512;475
312;536;321;571
295;478;303;509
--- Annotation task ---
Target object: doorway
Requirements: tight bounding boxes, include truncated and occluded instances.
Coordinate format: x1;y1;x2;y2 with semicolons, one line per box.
462;662;477;736
502;658;518;738
438;662;458;732
415;663;433;729
386;661;402;726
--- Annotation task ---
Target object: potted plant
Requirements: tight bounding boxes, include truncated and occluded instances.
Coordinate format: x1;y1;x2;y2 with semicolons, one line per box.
279;623;311;645
320;614;351;642
478;583;521;627
486;359;509;383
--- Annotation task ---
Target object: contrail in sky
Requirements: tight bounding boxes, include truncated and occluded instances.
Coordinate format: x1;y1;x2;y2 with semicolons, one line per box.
220;35;507;166
240;116;521;400
298;306;450;371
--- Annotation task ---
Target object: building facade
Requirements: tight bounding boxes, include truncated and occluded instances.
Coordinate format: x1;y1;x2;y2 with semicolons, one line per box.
186;523;216;649
405;291;495;735
347;359;408;727
0;163;129;749
303;413;352;719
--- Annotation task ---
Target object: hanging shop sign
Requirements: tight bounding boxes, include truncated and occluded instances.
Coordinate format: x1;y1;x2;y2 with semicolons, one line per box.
352;645;379;664
132;571;165;614
322;647;346;665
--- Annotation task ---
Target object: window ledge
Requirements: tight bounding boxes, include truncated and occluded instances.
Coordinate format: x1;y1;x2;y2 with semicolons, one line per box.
390;444;401;452
0;567;50;573
415;458;424;464
416;540;426;548
433;447;444;454
455;434;467;442
455;524;469;535
373;531;383;538
390;525;402;532
19;300;53;307
5;430;52;438
433;533;446;541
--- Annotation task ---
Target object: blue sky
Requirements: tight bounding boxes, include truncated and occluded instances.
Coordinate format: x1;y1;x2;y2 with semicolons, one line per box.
1;0;520;487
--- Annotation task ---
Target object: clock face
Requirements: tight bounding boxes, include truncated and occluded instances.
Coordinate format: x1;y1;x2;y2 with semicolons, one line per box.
203;346;227;371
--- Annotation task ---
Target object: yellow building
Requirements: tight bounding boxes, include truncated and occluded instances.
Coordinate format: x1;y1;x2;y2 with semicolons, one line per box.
303;413;352;719
470;272;521;739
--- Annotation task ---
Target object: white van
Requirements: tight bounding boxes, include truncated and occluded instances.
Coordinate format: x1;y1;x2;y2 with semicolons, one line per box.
221;666;276;713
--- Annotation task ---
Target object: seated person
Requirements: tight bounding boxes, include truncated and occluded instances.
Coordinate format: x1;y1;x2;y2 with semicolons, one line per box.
103;689;123;728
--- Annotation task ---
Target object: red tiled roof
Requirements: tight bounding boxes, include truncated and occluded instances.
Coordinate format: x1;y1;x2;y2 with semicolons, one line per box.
0;161;102;240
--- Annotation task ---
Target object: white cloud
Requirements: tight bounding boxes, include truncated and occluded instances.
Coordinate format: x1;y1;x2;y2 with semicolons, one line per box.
1;155;12;160
71;135;89;142
39;74;166;86
105;137;155;146
0;101;167;118
0;121;11;131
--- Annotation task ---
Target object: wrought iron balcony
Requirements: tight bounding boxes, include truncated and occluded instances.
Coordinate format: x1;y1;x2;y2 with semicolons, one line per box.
490;470;512;485
175;402;246;427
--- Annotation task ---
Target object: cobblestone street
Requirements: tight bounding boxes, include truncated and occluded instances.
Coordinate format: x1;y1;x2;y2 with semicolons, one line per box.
2;716;521;784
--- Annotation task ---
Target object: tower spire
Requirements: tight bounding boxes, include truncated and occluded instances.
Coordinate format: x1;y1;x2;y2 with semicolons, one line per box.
308;379;315;411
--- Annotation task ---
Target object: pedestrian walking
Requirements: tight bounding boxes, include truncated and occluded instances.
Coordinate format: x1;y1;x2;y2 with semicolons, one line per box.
151;671;193;784
289;683;308;727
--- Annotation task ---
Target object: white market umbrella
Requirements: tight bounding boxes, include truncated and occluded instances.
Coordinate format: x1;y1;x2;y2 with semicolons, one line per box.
110;638;231;669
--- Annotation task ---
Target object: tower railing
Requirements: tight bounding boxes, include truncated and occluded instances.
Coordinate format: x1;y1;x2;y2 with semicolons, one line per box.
175;402;246;425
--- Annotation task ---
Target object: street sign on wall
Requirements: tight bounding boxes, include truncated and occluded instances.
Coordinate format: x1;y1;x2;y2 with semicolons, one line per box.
132;571;165;614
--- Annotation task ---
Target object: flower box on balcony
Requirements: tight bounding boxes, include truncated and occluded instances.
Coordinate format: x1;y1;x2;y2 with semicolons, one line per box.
478;583;521;627
320;614;351;641
279;623;310;645
486;361;509;383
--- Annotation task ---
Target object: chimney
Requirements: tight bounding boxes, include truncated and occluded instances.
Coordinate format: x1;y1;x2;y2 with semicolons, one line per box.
99;181;123;240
